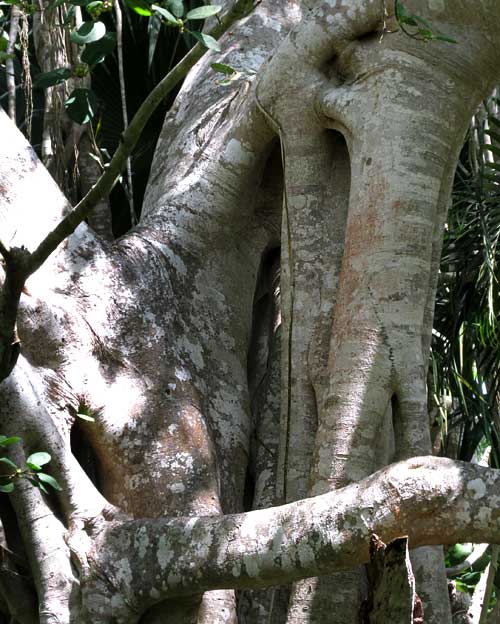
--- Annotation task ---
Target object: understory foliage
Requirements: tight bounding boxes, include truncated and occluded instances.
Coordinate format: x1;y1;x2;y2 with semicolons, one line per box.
0;0;225;226
430;94;500;612
432;95;500;467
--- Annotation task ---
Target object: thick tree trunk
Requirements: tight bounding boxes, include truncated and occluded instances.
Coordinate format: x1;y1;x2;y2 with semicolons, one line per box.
2;1;500;623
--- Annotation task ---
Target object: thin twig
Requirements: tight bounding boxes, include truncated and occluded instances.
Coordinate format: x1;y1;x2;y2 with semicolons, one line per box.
114;0;135;226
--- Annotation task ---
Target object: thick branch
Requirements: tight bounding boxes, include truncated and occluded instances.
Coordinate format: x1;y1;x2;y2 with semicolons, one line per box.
77;457;500;618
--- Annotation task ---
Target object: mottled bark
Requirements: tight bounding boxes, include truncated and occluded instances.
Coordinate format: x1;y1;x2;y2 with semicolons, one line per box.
255;1;500;621
47;457;500;621
2;1;500;623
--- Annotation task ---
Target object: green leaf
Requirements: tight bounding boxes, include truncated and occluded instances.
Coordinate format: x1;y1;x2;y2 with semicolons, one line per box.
446;543;473;567
70;20;106;45
396;1;418;27
189;30;220;51
0;52;15;65
167;0;183;17
76;412;95;422
454;579;469;594
86;0;103;11
151;4;177;24
186;4;220;20
460;571;481;587
399;14;418;27
434;33;457;44
0;457;18;471
81;32;116;65
148;15;161;69
0;36;7;52
211;62;235;75
64;88;97;124
26;452;51;468
482;143;500;158
0;435;21;447
37;473;63;491
33;67;72;89
417;29;434;40
125;0;152;16
36;480;49;495
0;483;14;493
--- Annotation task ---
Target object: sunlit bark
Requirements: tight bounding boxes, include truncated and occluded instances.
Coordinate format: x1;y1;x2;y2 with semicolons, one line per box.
2;1;500;623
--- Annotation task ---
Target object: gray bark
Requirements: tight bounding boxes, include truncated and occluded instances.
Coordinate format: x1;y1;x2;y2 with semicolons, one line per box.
2;1;500;623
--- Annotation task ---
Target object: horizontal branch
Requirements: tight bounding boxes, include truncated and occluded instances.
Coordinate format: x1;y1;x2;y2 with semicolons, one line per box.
76;456;500;618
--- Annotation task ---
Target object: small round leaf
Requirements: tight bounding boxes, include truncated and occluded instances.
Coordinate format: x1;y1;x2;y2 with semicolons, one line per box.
186;5;221;20
190;30;220;51
33;68;72;89
64;88;97;125
26;451;51;468
167;0;183;17
151;4;177;24
81;33;117;65
0;457;18;471
70;21;106;45
38;473;63;491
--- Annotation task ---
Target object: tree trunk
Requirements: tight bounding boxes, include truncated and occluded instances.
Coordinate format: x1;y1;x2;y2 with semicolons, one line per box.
2;1;500;623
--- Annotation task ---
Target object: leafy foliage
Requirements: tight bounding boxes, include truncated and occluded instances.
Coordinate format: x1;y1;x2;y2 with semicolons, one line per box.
432;96;500;466
64;87;97;124
0;0;234;228
0;435;62;493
